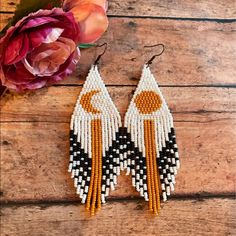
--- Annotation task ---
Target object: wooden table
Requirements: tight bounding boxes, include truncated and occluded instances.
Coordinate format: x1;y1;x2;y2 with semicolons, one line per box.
1;1;236;235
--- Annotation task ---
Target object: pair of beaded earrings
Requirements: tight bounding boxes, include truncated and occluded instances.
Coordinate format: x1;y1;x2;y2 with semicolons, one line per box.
69;43;180;215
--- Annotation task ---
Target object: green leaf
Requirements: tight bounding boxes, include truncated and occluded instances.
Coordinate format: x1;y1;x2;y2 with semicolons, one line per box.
0;0;63;35
78;43;96;49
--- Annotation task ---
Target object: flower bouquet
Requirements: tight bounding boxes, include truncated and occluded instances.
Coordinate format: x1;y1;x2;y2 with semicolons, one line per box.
0;0;108;92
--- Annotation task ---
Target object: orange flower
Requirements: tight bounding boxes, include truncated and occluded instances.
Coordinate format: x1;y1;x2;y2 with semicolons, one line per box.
63;0;108;43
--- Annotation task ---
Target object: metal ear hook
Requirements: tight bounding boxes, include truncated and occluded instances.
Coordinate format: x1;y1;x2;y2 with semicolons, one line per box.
94;43;108;65
144;43;165;66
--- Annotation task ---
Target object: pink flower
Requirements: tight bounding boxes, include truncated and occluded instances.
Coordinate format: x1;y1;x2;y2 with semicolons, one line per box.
63;0;108;43
0;8;80;91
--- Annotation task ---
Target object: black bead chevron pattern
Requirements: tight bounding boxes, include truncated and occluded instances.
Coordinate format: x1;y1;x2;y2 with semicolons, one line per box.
122;65;180;214
118;127;179;202
69;64;180;216
69;65;123;215
69;127;128;204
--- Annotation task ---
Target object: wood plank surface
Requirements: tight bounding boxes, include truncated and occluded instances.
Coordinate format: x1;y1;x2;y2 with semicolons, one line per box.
1;86;236;122
0;13;12;30
1;112;235;202
57;18;236;86
1;0;236;19
1;198;236;236
1;17;235;86
0;1;235;235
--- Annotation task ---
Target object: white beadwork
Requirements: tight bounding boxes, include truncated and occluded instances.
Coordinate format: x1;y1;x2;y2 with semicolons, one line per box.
69;65;122;206
124;65;180;202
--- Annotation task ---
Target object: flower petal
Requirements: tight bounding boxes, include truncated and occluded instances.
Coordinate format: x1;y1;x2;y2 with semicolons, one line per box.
25;37;76;77
19;17;60;32
24;78;47;90
27;27;64;51
4;33;29;65
47;47;80;84
63;0;108;11
70;3;108;43
58;11;81;42
0;26;16;57
18;8;80;42
0;8;81;91
3;62;35;84
43;28;64;43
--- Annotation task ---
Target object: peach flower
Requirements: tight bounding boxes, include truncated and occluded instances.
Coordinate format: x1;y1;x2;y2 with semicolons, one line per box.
63;0;108;43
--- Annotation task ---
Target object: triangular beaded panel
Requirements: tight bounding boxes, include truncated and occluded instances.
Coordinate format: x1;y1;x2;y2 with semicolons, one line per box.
69;65;123;215
123;65;180;214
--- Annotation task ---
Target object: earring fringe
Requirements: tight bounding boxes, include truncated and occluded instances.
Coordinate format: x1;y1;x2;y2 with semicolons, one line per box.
123;65;180;214
69;65;122;215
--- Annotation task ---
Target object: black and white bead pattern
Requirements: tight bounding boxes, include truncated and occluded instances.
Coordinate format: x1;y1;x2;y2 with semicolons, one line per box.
69;130;91;202
69;65;123;206
122;65;180;202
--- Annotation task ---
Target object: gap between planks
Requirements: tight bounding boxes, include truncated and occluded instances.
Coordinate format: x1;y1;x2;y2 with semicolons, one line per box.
2;0;236;19
0;11;236;22
51;84;236;88
1;194;235;208
108;15;236;24
1;198;235;236
1;112;236;124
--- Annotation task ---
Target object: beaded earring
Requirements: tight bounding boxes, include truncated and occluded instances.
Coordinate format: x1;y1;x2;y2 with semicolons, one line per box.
69;44;123;215
122;44;180;214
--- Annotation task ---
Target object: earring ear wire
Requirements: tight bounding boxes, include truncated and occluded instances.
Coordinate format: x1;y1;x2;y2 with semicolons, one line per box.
69;42;123;215
123;43;180;214
144;43;165;66
94;43;108;65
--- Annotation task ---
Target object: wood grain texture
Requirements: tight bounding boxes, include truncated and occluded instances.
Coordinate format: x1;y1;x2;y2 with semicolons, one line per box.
0;13;12;30
1;198;236;236
108;1;236;19
1;17;236;85
1;0;236;19
1;112;235;202
1;86;236;122
64;18;236;86
0;1;235;235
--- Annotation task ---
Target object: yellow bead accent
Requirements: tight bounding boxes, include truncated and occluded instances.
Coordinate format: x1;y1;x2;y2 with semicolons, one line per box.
86;119;102;215
144;120;161;214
